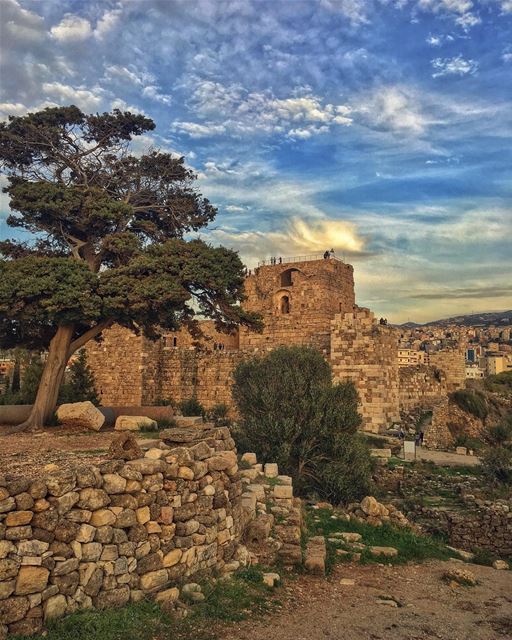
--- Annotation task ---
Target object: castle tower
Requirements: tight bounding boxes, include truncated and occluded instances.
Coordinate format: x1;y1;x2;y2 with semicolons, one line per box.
239;256;355;355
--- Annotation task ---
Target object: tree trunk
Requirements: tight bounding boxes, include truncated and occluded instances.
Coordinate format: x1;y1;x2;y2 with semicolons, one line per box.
12;325;75;432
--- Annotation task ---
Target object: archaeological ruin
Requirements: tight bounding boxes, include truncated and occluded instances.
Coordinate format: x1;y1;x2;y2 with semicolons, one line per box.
87;256;463;433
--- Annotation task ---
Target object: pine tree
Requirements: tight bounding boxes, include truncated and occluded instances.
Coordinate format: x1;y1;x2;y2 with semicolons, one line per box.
62;350;99;405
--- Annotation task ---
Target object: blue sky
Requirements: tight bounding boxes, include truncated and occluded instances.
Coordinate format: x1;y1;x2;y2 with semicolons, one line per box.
0;0;511;322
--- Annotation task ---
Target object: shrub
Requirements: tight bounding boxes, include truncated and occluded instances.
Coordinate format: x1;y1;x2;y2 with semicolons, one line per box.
208;403;231;426
450;389;488;420
232;346;371;503
481;446;512;486
179;397;205;417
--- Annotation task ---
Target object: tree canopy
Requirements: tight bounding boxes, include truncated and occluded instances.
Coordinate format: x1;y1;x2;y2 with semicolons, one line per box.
0;105;260;429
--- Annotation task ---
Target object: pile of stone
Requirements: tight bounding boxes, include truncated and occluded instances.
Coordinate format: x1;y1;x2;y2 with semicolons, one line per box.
0;424;249;637
238;453;302;567
346;496;412;528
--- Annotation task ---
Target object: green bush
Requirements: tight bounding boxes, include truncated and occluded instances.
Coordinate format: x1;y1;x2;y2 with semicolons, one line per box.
232;346;372;503
179;397;205;417
450;389;488;420
481;446;512;486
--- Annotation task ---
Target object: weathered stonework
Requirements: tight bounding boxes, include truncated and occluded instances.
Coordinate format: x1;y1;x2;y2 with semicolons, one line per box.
330;308;400;432
86;258;461;433
424;398;484;449
239;259;355;355
398;365;447;411
428;349;465;393
0;427;301;636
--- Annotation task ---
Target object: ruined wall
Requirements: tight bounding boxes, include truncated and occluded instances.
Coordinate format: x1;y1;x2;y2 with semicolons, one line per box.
398;365;447;411
330;308;400;433
424;398;484;449
239;258;355;355
0;427;243;636
428;349;465;393
0;427;303;637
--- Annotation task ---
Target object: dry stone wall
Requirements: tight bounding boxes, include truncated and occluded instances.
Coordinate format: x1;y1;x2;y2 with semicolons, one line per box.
0;427;302;637
331;308;400;432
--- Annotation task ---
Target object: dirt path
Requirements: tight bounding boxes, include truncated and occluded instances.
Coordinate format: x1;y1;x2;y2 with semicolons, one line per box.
416;448;481;467
224;561;512;640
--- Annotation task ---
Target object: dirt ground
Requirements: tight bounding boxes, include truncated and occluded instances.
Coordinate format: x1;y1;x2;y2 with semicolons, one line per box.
0;425;114;477
223;561;512;640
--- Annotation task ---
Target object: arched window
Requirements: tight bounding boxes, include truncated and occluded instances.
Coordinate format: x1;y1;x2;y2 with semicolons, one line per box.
280;268;299;287
280;295;290;314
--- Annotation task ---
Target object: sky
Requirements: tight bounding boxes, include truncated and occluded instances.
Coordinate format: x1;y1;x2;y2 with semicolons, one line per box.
0;0;511;323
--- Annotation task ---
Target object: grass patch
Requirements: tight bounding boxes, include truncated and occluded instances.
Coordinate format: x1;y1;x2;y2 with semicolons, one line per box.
307;507;455;567
11;568;278;640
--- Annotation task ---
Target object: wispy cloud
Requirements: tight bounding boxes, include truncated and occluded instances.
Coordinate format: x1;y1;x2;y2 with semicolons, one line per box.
431;54;478;77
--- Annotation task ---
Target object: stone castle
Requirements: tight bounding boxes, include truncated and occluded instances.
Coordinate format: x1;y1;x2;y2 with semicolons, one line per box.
87;255;464;432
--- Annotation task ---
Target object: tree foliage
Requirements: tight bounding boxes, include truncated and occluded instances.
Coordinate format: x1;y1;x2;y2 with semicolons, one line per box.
60;350;99;405
232;346;372;503
0;105;260;428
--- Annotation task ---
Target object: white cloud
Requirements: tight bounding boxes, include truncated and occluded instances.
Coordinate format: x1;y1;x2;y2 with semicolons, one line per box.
431;54;478;77
173;121;227;138
426;34;442;46
320;0;370;26
41;82;104;111
50;14;92;42
354;86;431;135
142;85;172;105
500;0;512;12
415;0;481;29
174;79;351;139
208;217;366;265
94;8;122;39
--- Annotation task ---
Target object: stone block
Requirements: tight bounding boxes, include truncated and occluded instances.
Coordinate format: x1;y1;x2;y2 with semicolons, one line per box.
56;401;105;431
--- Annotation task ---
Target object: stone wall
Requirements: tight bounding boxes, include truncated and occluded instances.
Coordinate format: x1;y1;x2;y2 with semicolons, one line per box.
0;427;245;636
331;308;400;432
416;499;512;557
398;365;447;411
0;427;302;637
87;331;245;411
428;349;465;393
86;325;144;406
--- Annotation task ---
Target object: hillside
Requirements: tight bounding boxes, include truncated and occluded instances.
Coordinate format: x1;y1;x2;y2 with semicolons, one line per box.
399;310;512;328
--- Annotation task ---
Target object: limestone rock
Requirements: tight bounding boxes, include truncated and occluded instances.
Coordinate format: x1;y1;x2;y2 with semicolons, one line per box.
15;566;49;595
114;416;157;431
493;560;509;570
56;401;105;431
369;546;398;558
109;432;143;461
443;567;477;586
361;496;380;517
305;536;326;574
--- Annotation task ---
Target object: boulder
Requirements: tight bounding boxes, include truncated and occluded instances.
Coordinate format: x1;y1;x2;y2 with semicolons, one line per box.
109;433;143;461
360;496;380;517
56;401;105;431
493;560;509;570
114;416;157;432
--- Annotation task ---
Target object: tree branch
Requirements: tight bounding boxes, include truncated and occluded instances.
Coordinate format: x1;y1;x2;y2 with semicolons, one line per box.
67;319;114;358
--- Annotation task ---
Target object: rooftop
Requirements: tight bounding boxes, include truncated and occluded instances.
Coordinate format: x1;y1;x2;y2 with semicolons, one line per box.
257;253;344;267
